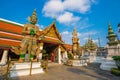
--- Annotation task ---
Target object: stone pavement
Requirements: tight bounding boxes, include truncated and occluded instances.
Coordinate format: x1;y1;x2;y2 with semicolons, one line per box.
1;63;120;80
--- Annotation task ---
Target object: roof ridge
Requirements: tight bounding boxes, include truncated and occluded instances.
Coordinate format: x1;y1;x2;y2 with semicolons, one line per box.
0;18;24;26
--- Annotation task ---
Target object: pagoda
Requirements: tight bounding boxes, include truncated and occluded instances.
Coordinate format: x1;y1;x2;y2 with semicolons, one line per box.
83;36;98;62
100;21;119;71
107;21;118;46
84;36;98;53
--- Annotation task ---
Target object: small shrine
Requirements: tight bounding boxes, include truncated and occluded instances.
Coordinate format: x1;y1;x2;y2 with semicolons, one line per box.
100;21;119;71
83;36;98;63
84;36;98;54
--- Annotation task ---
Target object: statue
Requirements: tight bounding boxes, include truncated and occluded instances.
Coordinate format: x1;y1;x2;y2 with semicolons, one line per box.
72;28;81;59
12;9;40;62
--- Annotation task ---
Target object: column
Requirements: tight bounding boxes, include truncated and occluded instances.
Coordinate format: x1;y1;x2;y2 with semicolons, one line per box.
38;43;43;61
0;50;8;65
62;51;68;62
58;46;61;64
64;51;68;59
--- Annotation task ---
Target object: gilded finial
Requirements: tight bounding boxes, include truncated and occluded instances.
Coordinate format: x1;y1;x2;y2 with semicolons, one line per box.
28;9;38;25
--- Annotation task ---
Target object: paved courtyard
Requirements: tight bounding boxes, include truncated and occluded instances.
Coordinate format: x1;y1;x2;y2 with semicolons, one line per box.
0;63;120;80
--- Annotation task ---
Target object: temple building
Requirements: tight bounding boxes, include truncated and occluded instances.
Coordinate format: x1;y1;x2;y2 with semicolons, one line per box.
0;17;73;64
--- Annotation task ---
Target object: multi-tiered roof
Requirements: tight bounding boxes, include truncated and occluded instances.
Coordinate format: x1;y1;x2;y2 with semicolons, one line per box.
107;21;118;46
0;18;72;50
84;36;98;52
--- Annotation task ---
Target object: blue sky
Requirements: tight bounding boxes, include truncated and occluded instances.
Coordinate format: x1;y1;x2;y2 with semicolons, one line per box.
0;0;120;46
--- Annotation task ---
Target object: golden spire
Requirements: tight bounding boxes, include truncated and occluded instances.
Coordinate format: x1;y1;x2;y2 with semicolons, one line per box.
28;9;38;25
72;26;77;37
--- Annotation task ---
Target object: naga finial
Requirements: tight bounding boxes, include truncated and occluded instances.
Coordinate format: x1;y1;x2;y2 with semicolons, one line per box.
28;9;38;25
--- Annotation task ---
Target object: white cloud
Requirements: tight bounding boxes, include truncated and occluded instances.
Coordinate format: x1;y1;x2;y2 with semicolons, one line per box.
77;32;82;37
93;39;98;43
42;0;64;18
63;0;91;13
42;0;97;25
57;12;80;24
61;31;69;35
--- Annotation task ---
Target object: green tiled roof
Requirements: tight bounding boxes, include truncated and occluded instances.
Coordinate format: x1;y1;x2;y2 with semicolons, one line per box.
107;22;118;46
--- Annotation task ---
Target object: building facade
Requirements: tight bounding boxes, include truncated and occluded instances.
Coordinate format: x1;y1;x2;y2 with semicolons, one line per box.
0;18;72;64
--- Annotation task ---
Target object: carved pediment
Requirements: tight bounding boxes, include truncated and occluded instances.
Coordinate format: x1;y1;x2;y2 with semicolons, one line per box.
42;22;62;40
45;26;58;39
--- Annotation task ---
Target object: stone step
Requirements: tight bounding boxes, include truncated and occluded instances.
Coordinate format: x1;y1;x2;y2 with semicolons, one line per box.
102;62;116;66
72;60;87;66
11;62;41;70
100;65;117;71
10;67;44;77
10;62;44;77
100;60;117;71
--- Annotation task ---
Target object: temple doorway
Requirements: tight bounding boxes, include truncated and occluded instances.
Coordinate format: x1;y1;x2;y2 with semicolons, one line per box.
43;43;59;62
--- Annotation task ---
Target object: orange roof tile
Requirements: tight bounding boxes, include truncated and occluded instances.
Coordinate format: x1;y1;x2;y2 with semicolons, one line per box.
0;20;23;35
0;18;65;48
0;31;23;40
0;38;21;47
63;44;72;50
